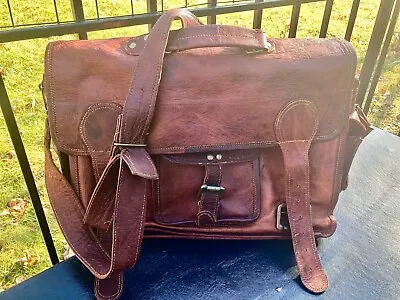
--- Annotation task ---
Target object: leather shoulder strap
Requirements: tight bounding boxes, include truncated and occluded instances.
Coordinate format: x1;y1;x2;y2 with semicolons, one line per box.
119;9;203;145
274;100;329;293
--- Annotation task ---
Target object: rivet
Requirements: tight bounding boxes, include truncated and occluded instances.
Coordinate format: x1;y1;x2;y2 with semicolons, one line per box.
128;41;137;49
216;154;222;160
143;35;148;41
207;154;214;161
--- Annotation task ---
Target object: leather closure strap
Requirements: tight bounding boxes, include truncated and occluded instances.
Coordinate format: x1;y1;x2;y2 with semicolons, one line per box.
196;164;223;226
274;100;329;293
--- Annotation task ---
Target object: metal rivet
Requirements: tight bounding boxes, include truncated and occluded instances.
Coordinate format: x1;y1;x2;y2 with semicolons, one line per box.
207;154;214;161
128;41;137;49
143;35;148;41
216;154;222;160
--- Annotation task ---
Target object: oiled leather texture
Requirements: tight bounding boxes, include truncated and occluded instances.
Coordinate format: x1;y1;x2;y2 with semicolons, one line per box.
43;7;372;299
44;37;356;155
125;24;269;55
155;150;261;225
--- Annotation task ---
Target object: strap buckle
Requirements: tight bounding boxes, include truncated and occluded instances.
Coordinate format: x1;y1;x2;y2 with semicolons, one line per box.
276;203;289;231
113;143;147;147
197;184;225;198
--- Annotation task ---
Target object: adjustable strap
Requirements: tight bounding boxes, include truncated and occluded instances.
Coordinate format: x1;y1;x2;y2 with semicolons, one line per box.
45;122;149;298
75;9;202;299
274;100;329;293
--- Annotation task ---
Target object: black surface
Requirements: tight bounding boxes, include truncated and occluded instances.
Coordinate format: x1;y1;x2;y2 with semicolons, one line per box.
1;128;400;300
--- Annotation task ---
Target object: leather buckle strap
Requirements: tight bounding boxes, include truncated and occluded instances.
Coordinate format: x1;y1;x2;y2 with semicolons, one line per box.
274;100;329;294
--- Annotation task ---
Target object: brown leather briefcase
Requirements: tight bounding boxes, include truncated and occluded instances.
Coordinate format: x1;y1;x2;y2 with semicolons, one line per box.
43;8;372;299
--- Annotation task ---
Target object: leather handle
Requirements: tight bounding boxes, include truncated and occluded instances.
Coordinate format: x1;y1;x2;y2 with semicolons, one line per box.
125;25;271;55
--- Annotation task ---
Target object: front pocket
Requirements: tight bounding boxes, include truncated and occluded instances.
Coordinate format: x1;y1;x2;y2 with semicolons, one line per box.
154;149;261;226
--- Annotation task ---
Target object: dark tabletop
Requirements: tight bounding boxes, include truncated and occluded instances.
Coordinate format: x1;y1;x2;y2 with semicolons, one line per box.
1;128;399;300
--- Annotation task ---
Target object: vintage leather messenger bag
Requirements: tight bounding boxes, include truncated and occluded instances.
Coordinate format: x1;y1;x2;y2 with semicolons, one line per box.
43;8;372;299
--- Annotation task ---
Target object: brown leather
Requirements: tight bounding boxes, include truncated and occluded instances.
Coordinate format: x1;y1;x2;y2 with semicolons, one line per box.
125;24;270;55
43;8;372;299
274;100;328;293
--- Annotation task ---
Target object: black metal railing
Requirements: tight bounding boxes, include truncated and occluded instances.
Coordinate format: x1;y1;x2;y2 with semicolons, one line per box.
0;0;399;265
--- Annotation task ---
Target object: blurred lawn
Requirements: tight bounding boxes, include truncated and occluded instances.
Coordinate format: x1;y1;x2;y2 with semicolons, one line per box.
0;0;399;291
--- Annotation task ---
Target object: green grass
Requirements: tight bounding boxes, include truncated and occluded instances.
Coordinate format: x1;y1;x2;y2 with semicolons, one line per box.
0;0;399;291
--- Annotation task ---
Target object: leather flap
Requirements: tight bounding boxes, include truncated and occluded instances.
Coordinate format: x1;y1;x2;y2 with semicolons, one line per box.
43;35;357;155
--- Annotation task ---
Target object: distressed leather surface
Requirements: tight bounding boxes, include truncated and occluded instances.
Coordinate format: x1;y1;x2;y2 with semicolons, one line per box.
44;36;356;155
43;8;372;299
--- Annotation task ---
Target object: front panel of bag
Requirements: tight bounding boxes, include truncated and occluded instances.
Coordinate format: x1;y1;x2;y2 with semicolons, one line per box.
44;36;359;240
66;132;346;239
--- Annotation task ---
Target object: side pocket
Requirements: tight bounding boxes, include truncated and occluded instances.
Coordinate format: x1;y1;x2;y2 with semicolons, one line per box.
341;106;372;190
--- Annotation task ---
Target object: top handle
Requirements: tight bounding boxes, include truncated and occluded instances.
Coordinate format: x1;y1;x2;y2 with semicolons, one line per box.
125;24;273;55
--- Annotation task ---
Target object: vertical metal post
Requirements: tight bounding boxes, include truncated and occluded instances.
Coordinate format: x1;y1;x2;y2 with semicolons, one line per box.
288;4;301;38
345;0;361;41
0;76;59;265
207;0;217;24
319;0;334;38
363;0;400;114
70;0;88;40
146;0;158;30
356;0;395;107
253;0;264;29
6;0;14;27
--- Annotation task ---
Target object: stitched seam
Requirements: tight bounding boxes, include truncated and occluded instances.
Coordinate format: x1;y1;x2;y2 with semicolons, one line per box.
163;152;260;164
95;275;122;299
47;122;111;276
251;160;256;219
137;16;176;142
276;100;326;290
130;180;147;268
111;159;125;276
212;165;222;220
175;33;258;42
156;157;165;223
75;156;81;200
198;165;209;213
51;207;105;278
80;103;122;180
122;12;170;143
329;39;356;215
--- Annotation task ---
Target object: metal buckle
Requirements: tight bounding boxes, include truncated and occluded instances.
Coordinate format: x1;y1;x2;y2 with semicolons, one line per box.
113;143;147;147
197;184;225;198
276;203;289;231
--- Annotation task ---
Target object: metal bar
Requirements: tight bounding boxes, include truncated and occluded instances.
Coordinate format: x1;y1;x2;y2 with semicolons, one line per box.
288;4;301;37
6;0;15;27
207;0;218;24
95;0;100;19
363;0;400;114
0;0;325;43
131;0;134;15
53;0;60;23
252;0;264;29
70;0;88;40
345;0;360;41
319;0;333;37
146;0;158;30
356;0;396;106
0;76;59;265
